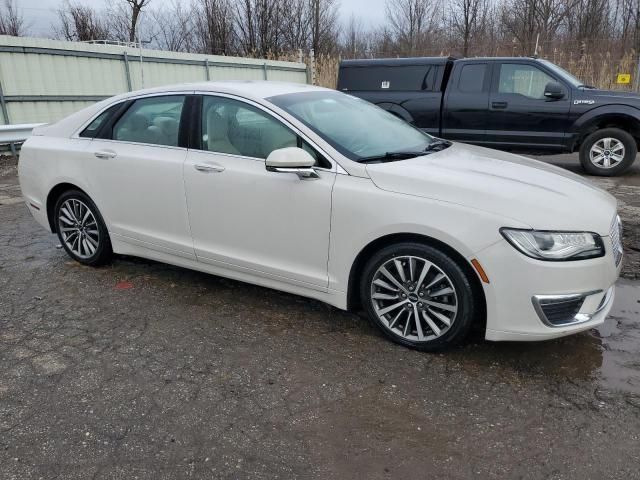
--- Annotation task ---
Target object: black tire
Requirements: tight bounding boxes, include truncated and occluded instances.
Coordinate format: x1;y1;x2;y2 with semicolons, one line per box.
54;190;112;266
360;242;478;352
579;128;637;176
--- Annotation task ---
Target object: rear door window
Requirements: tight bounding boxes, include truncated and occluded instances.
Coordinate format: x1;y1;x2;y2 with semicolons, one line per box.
458;64;487;93
112;95;185;147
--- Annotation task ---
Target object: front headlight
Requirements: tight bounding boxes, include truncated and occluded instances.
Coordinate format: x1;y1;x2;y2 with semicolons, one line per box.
500;228;605;261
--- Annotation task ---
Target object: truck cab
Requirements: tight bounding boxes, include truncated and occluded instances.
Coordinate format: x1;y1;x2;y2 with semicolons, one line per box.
338;57;640;176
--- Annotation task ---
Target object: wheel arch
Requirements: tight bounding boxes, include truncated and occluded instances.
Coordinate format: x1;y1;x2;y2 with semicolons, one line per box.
572;109;640;151
346;232;487;329
375;102;415;123
46;182;90;233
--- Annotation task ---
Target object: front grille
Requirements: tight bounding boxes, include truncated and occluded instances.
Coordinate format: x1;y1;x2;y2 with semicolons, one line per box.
537;296;585;326
610;215;623;267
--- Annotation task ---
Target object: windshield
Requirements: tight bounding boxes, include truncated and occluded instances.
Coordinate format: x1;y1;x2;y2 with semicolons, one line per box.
267;91;435;161
537;59;583;87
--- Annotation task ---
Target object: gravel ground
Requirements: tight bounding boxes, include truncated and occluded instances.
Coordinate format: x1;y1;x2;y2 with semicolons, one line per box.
1;153;639;479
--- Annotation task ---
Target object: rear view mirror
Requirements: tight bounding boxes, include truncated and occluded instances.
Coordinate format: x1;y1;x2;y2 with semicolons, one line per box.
265;147;319;180
544;82;565;100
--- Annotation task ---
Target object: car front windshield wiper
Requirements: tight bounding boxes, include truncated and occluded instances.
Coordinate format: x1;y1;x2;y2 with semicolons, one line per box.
358;151;428;163
424;139;451;151
358;139;452;163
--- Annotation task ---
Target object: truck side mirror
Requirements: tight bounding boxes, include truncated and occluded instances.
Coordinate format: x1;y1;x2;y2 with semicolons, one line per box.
544;82;565;100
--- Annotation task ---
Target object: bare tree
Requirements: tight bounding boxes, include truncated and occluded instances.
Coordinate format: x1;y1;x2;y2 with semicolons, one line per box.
341;14;369;57
620;0;640;51
0;0;27;36
501;0;571;54
193;0;236;55
449;0;489;56
235;0;284;57
280;0;311;51
126;0;152;42
107;0;153;43
56;1;109;42
309;0;340;54
149;0;193;52
385;0;440;55
566;0;610;46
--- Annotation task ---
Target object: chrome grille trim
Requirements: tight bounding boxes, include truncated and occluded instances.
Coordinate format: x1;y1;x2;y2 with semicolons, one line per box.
610;215;623;267
532;288;608;327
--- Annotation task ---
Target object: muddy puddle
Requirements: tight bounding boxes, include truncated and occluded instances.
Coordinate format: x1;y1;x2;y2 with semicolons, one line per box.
451;279;640;395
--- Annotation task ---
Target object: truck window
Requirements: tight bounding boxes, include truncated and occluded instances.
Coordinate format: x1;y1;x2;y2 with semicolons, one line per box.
498;64;555;99
339;65;435;91
458;64;486;93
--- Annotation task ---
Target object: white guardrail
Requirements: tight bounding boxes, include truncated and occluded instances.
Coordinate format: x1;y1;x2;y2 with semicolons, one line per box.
0;123;46;144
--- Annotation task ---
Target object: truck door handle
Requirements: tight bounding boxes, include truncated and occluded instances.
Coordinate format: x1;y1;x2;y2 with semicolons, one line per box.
492;101;508;109
194;163;225;173
94;150;117;159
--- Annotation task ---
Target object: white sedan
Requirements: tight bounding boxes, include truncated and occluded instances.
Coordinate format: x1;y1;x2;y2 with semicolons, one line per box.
18;82;622;350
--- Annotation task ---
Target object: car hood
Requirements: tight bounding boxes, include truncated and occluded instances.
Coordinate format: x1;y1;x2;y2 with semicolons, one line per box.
365;142;617;235
584;89;640;101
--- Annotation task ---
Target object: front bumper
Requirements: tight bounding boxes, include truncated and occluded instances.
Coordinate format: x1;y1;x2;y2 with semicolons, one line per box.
478;237;621;342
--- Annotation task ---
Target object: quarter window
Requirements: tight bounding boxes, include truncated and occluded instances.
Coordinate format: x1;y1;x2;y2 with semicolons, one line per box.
498;64;556;99
79;104;120;138
113;95;185;146
458;64;487;93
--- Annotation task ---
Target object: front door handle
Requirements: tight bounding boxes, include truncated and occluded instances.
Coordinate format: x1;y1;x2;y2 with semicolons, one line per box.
94;150;117;159
194;163;225;173
492;101;508;109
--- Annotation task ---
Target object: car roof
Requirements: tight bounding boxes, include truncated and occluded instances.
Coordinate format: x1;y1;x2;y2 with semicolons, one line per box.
113;81;329;102
340;57;455;67
339;56;543;67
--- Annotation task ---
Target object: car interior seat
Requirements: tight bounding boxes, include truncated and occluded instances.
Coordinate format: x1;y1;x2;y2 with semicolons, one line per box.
206;109;240;155
116;112;161;145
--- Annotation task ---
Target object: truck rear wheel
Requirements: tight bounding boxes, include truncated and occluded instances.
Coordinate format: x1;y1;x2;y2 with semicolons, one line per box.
579;128;637;176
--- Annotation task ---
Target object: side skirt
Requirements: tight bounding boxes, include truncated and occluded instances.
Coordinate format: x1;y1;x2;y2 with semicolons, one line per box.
110;235;348;310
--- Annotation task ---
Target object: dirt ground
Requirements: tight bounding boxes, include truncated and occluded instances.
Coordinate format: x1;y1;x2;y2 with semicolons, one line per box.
1;154;639;479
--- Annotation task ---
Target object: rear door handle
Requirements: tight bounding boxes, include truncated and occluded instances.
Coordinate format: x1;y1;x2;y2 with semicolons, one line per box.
194;163;225;173
492;101;508;109
94;150;117;159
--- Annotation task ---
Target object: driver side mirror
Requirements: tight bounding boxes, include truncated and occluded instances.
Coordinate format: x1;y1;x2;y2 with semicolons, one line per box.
265;147;319;180
544;82;565;100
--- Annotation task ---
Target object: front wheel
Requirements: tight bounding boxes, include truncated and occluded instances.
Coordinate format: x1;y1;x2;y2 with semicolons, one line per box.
579;128;637;176
360;242;478;351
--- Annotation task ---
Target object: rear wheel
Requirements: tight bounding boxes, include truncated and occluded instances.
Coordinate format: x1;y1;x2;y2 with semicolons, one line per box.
579;128;637;176
360;242;478;351
54;190;112;266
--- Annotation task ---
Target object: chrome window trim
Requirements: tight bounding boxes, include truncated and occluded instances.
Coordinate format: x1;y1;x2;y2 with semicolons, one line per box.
88;137;189;152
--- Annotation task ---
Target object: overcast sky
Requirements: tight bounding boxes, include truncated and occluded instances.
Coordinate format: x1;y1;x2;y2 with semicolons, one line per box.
18;0;388;38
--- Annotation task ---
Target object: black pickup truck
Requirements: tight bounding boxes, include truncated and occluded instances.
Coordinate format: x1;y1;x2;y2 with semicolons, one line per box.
338;56;640;176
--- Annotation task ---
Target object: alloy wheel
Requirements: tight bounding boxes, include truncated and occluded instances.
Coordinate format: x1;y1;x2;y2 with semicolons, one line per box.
370;255;458;342
589;137;625;169
57;198;100;259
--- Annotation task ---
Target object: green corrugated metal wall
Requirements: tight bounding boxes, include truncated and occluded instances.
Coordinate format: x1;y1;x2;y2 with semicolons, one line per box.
0;36;308;125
